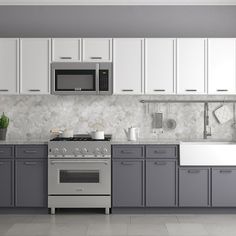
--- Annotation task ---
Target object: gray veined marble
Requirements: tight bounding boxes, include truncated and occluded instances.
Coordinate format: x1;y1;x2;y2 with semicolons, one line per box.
0;95;236;141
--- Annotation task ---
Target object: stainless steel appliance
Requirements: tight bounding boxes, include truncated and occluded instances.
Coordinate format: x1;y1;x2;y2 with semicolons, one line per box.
51;62;113;95
48;135;112;214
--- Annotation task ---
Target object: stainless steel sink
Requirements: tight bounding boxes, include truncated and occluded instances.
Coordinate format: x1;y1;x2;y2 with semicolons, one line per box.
180;141;236;166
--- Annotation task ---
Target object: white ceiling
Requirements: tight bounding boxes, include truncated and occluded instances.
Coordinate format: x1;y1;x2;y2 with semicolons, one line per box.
1;0;236;5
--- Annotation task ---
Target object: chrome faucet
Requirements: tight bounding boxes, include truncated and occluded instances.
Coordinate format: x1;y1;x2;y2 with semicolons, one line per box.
203;102;212;139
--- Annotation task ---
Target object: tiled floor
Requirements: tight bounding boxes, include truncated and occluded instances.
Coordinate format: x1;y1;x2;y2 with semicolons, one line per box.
1;212;236;236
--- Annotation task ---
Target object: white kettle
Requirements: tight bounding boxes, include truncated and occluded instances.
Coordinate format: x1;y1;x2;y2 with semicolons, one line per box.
124;127;140;141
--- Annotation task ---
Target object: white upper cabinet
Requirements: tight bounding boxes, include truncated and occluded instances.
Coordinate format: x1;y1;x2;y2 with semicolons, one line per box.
113;38;144;94
52;38;81;62
145;38;175;94
82;38;112;62
0;38;19;94
208;38;236;94
177;38;206;94
20;38;51;94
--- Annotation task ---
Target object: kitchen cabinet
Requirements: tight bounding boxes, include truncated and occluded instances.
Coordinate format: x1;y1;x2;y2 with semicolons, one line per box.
15;159;47;207
177;38;206;94
179;167;210;207
82;38;112;62
52;38;81;62
112;159;144;207
0;160;14;207
208;38;236;94
20;38;51;94
0;38;19;95
145;38;175;94
113;38;144;94
212;168;236;207
146;159;177;207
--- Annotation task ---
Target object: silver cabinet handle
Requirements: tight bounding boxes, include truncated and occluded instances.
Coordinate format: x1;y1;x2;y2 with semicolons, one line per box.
28;89;40;92
154;161;167;165
121;150;133;154
122;89;134;92
217;89;228;92
153;89;165;92
60;57;72;59
121;161;134;165
187;169;200;174
0;150;5;153
0;162;4;165
185;89;197;92
219;170;232;173
51;160;108;164
154;150;166;154
0;89;9;92
24;162;38;165
24;150;37;153
90;57;102;59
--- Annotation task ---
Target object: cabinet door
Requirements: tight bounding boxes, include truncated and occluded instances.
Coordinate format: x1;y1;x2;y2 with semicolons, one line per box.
113;38;144;94
145;38;175;94
20;38;51;94
15;159;47;207
82;38;112;62
179;168;210;207
52;38;81;61
212;168;236;207
0;38;19;94
208;38;236;94
146;160;177;207
0;160;14;207
112;159;144;207
177;38;206;94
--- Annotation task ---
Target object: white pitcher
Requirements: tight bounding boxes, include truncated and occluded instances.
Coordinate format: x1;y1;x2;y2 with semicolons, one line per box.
124;127;140;141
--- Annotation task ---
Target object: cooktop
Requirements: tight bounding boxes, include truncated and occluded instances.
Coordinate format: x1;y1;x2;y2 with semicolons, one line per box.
50;134;112;142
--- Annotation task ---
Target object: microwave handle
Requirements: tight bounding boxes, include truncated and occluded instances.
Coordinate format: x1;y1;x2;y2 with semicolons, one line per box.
96;63;99;94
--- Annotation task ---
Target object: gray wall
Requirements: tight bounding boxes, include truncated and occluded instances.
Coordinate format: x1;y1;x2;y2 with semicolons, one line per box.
0;6;236;37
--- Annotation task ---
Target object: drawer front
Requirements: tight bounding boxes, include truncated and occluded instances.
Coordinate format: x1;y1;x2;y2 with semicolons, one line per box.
15;145;48;159
0;145;14;158
112;146;144;158
146;146;177;158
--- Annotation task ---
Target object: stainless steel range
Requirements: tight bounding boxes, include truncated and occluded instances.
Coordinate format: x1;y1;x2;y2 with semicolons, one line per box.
48;135;111;215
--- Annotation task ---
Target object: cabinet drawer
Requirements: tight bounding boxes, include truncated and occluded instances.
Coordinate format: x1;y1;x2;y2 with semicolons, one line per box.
146;146;177;158
15;145;47;158
0;145;14;158
112;146;144;158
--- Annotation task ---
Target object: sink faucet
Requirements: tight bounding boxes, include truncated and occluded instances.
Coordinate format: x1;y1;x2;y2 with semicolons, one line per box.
203;102;212;139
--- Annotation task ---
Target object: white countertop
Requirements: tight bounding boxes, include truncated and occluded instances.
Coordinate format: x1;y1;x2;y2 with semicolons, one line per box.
0;138;48;145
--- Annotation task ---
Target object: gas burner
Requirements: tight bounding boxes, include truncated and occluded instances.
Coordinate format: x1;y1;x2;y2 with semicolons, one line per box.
50;134;112;142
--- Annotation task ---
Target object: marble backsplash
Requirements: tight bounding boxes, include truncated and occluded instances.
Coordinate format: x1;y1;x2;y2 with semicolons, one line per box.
1;95;236;141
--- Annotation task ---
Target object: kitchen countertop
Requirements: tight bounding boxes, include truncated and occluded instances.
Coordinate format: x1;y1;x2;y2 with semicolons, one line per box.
0;138;48;145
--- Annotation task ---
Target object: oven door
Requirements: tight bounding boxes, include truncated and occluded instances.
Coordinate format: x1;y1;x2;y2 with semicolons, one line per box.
48;159;111;195
51;63;99;95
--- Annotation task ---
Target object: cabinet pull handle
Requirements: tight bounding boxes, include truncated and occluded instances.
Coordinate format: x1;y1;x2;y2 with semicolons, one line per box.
121;150;133;154
0;150;4;153
90;57;102;59
187;169;200;174
185;89;197;92
24;150;37;153
154;150;166;154
0;162;4;165
154;161;166;165
122;89;134;92
60;57;72;59
219;170;232;173
153;89;165;92
28;89;40;92
0;89;9;92
121;161;134;165
217;89;228;92
24;162;38;165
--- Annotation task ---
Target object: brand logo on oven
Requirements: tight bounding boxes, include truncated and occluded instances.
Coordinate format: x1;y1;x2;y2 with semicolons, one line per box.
75;88;82;91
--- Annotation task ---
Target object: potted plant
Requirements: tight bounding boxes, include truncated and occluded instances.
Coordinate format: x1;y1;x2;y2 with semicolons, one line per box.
0;113;9;140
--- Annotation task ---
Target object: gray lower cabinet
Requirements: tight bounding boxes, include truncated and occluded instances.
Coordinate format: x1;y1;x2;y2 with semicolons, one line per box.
15;159;47;207
179;168;210;207
212;168;236;207
112;159;144;207
146;159;177;207
0;160;14;207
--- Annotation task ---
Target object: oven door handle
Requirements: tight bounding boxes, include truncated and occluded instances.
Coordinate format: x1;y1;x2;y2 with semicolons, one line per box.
50;160;109;165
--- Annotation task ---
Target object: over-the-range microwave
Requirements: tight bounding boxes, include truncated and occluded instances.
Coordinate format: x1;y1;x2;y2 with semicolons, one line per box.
51;62;113;95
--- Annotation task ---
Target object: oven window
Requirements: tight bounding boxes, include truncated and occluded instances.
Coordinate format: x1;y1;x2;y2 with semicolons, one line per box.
60;170;99;183
55;70;96;91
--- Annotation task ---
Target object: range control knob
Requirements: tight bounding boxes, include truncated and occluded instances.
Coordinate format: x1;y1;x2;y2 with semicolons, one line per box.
81;148;88;155
61;148;67;154
102;148;108;154
95;147;100;154
74;148;81;155
52;148;59;155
